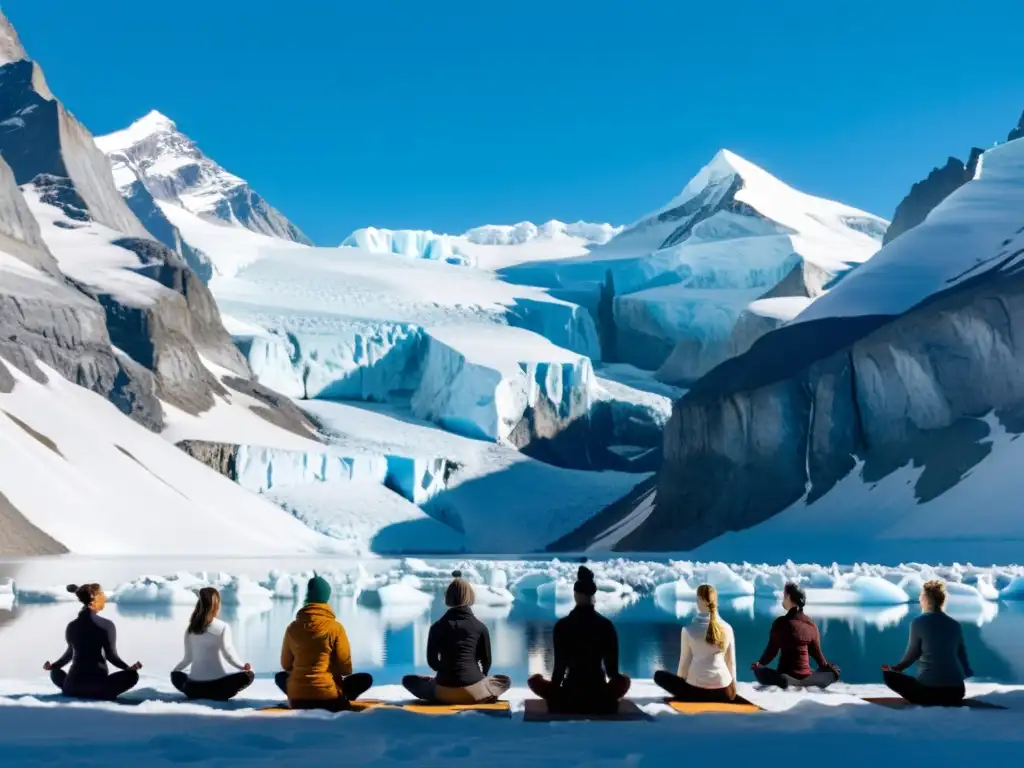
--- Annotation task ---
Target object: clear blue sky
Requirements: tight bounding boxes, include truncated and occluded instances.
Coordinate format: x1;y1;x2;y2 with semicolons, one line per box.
7;0;1022;245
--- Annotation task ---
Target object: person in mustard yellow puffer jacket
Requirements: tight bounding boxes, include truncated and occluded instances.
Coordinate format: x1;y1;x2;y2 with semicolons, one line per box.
274;575;373;711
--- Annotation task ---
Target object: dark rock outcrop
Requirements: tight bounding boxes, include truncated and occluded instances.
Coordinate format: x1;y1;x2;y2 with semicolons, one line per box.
882;153;982;244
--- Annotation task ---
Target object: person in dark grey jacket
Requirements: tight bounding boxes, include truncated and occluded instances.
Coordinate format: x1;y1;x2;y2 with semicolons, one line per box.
44;584;142;701
402;572;511;704
883;580;973;706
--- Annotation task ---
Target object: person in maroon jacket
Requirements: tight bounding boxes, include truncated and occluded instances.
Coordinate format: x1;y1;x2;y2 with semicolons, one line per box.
751;583;840;689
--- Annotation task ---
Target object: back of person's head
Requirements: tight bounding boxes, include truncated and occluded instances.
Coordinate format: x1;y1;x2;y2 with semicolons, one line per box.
696;583;726;650
783;582;807;612
305;574;332;605
573;564;598;604
445;570;475;608
66;583;102;608
188;587;221;635
921;580;947;611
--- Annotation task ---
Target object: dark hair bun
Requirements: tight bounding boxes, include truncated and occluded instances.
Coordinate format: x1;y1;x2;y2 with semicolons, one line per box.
451;570;462;578
66;584;79;594
577;566;594;582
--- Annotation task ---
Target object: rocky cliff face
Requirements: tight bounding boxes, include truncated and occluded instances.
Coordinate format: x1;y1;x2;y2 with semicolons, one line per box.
0;9;281;433
882;152;983;244
621;250;1024;551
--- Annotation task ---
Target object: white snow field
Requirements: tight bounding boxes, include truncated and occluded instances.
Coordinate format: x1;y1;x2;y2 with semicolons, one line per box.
0;360;342;555
343;219;624;270
501;149;887;374
0;678;1021;765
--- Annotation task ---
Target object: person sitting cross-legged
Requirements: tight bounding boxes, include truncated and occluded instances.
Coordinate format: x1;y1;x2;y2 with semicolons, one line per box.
171;587;255;702
752;582;840;689
402;571;511;704
654;583;738;703
275;575;373;711
882;579;973;707
44;583;142;701
527;566;631;714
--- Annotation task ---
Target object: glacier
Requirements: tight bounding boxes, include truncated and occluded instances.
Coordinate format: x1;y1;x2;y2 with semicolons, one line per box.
344;219;624;271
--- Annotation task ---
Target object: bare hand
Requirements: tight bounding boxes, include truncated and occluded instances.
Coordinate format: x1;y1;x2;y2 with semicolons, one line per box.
43;661;52;671
881;664;891;672
132;662;143;671
243;663;252;672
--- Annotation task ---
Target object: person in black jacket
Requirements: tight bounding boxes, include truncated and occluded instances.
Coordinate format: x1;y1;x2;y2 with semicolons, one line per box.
402;572;511;704
528;566;630;714
43;584;143;700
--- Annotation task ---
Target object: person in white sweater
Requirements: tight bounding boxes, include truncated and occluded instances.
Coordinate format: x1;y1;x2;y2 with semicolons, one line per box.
171;588;255;701
654;584;738;703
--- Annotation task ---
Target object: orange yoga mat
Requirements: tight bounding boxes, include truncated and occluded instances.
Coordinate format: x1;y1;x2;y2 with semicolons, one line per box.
862;697;1007;710
667;699;763;715
350;700;512;717
522;698;652;722
257;700;511;717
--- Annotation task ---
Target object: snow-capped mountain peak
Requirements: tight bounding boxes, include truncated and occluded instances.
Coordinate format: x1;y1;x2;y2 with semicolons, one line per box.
0;12;27;65
95;112;312;245
95;110;177;153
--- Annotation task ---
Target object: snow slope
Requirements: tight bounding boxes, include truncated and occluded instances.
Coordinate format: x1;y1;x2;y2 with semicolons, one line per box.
502;150;886;374
797;137;1024;324
0;359;342;555
343;219;623;270
95;111;312;247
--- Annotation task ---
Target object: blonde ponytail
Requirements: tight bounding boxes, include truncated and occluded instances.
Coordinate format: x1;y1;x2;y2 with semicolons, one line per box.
696;584;726;650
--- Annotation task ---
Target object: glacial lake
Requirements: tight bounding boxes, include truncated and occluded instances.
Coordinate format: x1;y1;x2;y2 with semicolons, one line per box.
2;557;1023;686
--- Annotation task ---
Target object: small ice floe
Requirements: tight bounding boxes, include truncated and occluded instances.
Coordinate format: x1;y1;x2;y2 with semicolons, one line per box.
510;570;555;596
653;578;697;607
700;563;755;597
967;575;1001;602
15;585;79;604
110;577;196;606
359;575;433;610
804;576;909;606
1000;576;1024;600
261;570;301;601
219;576;274;606
0;578;14;596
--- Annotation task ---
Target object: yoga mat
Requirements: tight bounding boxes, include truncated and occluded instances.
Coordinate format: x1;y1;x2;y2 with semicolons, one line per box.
667;699;762;714
349;700;512;717
522;699;652;722
862;697;1007;710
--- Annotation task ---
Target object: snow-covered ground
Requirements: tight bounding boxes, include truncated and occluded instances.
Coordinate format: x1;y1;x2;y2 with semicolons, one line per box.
0;678;1021;766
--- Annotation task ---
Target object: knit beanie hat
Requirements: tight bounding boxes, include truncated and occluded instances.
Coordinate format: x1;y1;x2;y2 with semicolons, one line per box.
573;565;597;597
305;574;332;604
445;570;475;608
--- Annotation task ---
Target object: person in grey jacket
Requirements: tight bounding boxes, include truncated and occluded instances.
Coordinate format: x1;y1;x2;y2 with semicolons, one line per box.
882;580;973;706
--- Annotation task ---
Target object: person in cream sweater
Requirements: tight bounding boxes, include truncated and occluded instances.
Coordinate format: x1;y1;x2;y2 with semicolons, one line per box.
654;584;738;703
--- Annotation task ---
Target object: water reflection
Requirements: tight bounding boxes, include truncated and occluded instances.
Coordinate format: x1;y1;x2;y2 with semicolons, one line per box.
2;586;1019;686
